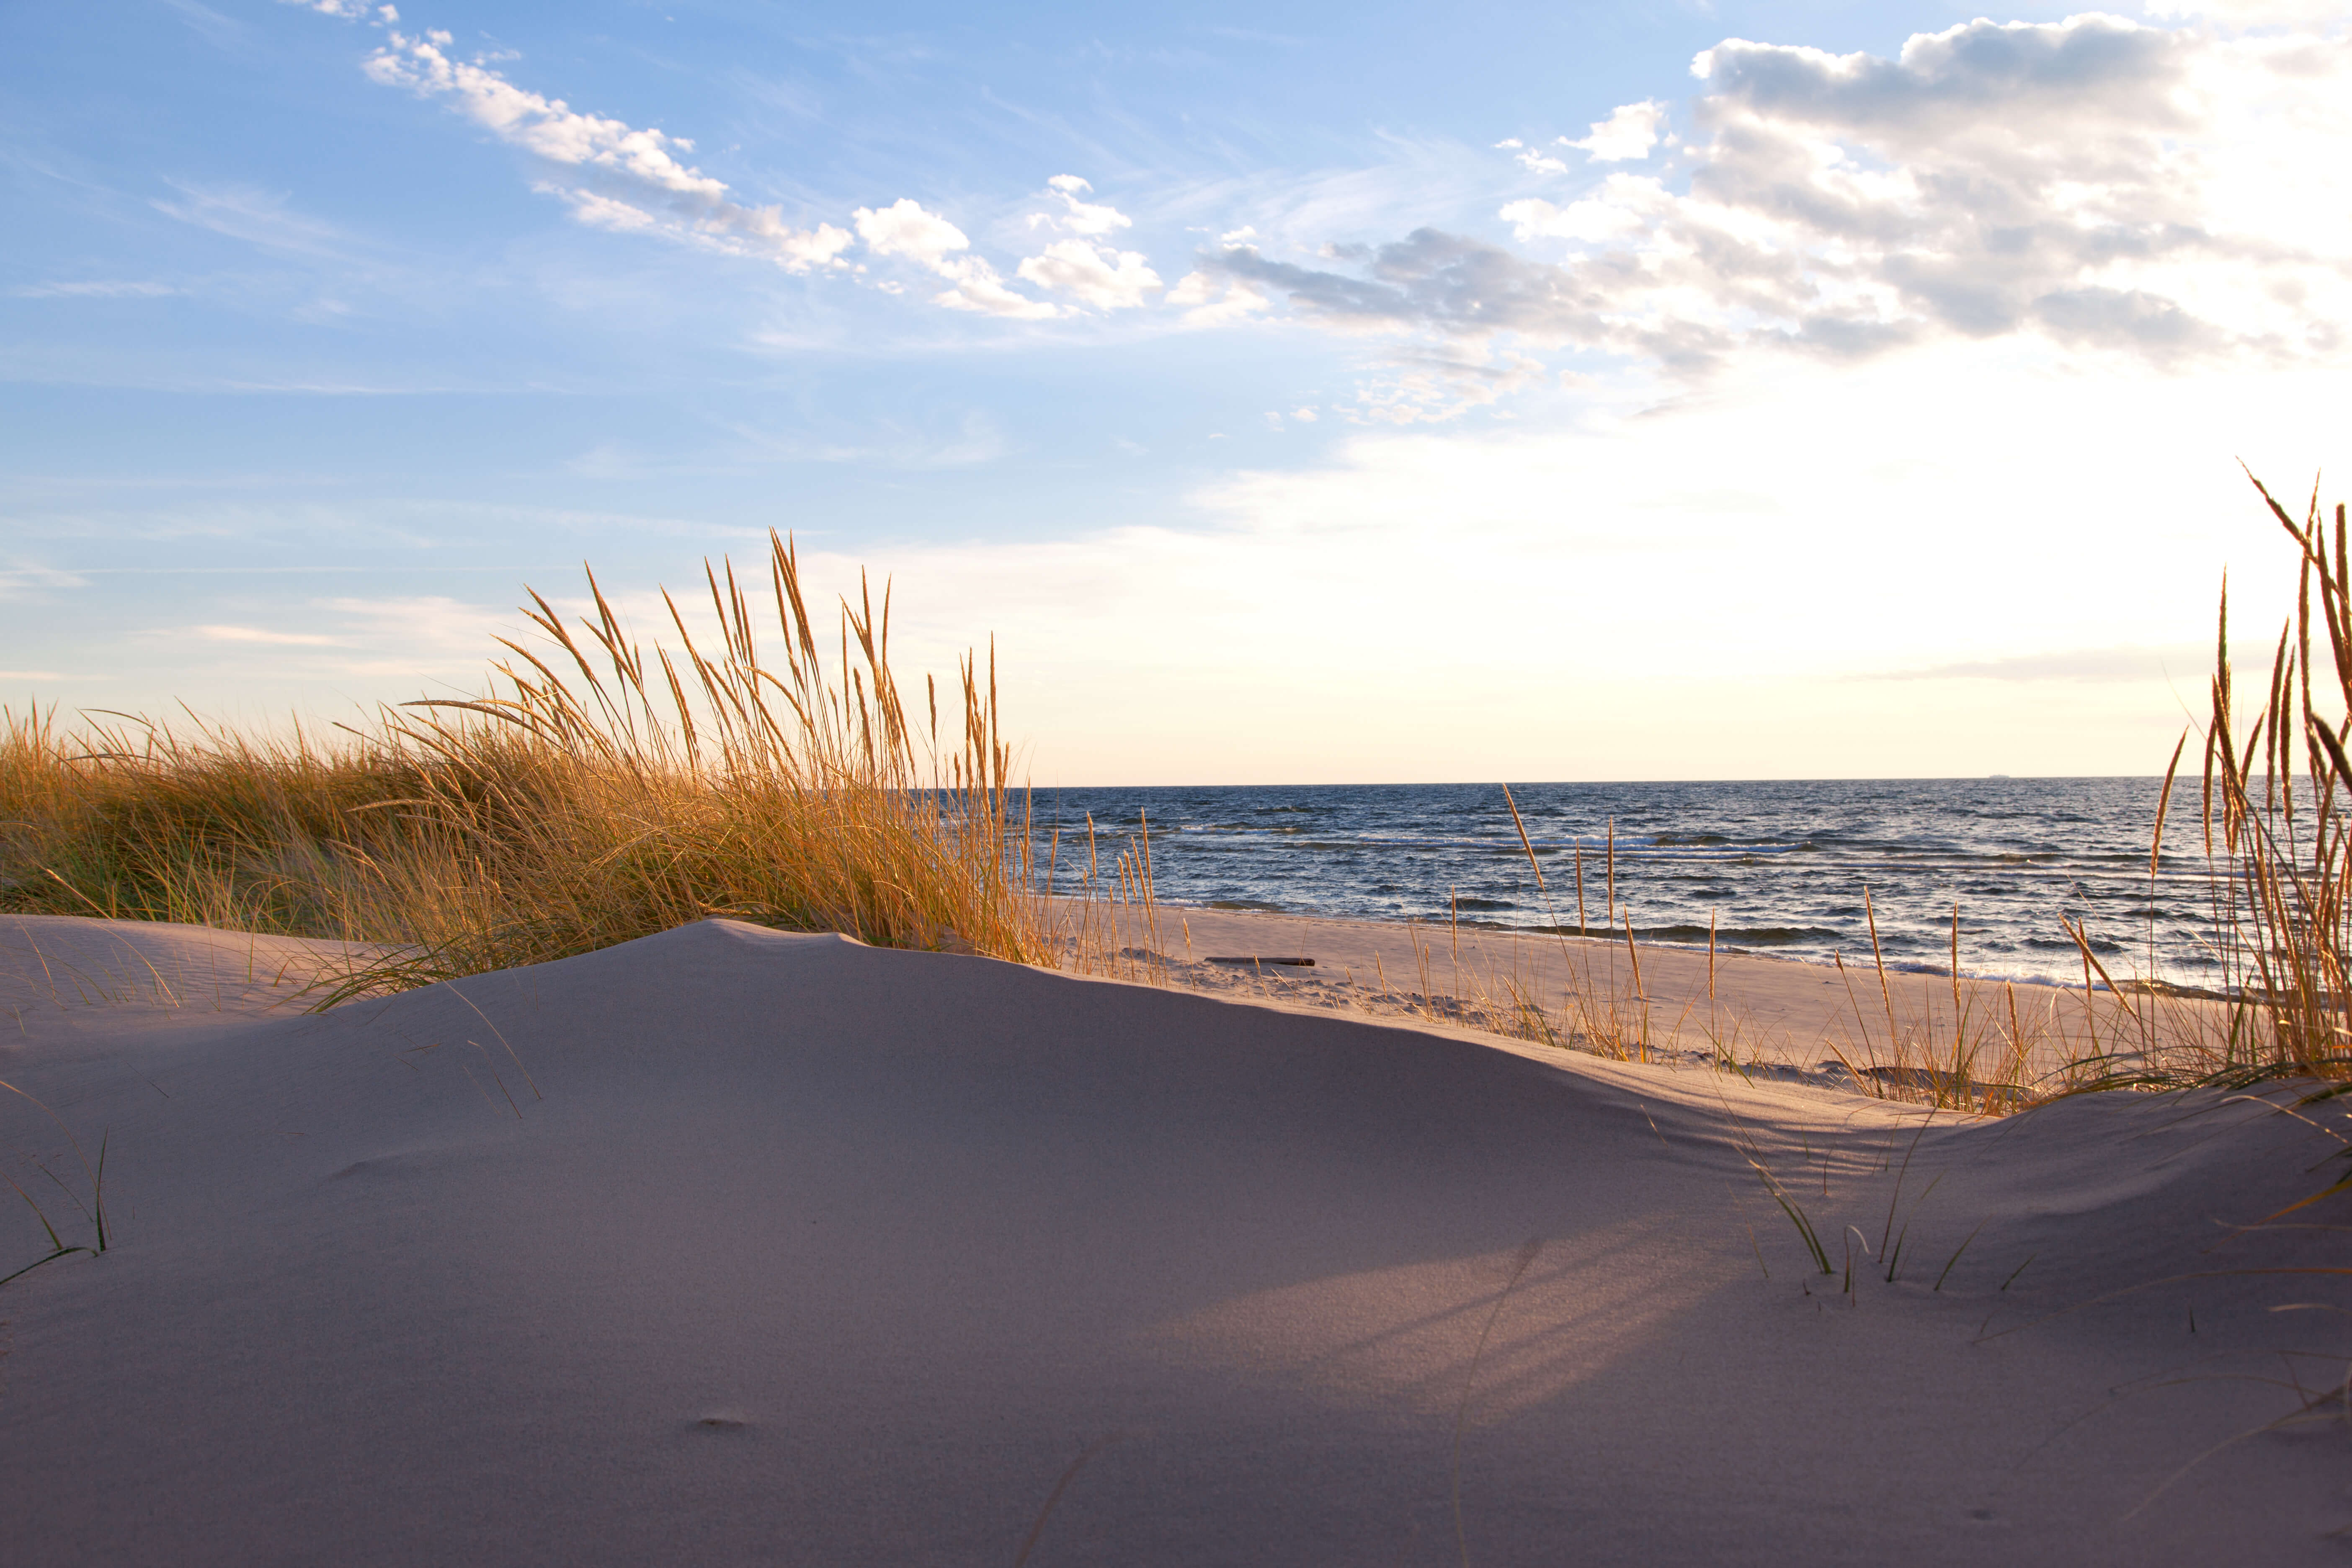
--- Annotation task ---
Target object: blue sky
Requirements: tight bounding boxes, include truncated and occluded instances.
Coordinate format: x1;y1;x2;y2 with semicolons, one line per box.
6;0;2349;781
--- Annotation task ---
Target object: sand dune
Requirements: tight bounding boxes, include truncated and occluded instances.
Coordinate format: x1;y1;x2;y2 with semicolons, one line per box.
1;914;2345;1563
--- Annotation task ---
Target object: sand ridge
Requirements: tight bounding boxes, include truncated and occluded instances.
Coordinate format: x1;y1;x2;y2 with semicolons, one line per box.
0;915;2344;1563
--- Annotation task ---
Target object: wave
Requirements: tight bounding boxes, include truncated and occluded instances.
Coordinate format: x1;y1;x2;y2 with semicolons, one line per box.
1522;923;1849;947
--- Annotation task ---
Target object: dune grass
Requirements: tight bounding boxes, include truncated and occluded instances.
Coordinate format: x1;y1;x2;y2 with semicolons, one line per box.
5;474;2347;1112
2;534;1048;996
2103;472;2352;1093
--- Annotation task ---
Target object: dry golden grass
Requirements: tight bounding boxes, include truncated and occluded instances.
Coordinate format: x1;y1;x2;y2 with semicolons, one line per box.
2;534;1050;996
2083;469;2352;1094
5;474;2343;1118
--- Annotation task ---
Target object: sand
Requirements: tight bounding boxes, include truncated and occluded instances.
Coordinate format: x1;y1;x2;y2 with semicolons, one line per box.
1086;902;2192;1084
2;910;2347;1564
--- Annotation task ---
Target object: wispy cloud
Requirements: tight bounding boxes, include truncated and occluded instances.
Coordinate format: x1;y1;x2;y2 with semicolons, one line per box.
361;23;852;272
0;567;90;599
277;4;2352;401
193;624;340;646
1031;174;1131;237
1165;270;1269;326
9;281;180;299
151;181;348;256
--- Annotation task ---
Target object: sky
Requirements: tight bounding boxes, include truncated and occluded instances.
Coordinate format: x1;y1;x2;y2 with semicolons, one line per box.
5;0;2350;783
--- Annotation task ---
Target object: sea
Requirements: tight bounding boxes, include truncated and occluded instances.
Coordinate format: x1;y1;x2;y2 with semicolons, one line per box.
1023;778;2214;988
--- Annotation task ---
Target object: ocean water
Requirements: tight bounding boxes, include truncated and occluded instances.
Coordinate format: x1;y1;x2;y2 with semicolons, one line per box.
1024;778;2209;986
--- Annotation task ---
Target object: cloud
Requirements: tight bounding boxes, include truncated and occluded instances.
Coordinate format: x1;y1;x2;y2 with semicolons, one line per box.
309;10;1112;324
1563;101;1666;161
0;567;90;599
2138;0;2344;28
1033;174;1132;237
9;280;180;299
361;25;850;272
855;198;1060;319
194;624;340;645
1005;178;1160;310
1498;138;1571;175
1201;15;2352;377
1210;232;1608;344
731;346;2345;784
152;182;348;256
313;595;508;671
853;198;969;269
1341;345;1546;425
932;264;1062;320
0;671;71;682
1500;174;1670;244
1166;269;1273;326
1017;240;1163;310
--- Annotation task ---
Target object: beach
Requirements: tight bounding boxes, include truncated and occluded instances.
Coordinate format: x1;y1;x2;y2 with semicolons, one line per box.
3;910;2344;1564
1079;900;2195;1094
15;0;2352;1558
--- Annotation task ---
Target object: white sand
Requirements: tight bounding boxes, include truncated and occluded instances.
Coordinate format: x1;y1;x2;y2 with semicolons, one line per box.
2;912;2346;1563
1093;902;2188;1083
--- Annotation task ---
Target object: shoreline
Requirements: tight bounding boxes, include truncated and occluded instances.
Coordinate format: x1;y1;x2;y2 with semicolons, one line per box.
1069;899;2212;1098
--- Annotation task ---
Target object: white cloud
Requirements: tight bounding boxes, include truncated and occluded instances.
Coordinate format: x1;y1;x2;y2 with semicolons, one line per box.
856;198;1062;319
1341;345;1546;425
278;0;370;15
1166;270;1271;327
1513;148;1570;176
553;188;660;234
2142;0;2349;24
1032;174;1133;237
1016;240;1163;310
194;624;340;646
0;671;70;682
1011;177;1159;311
1292;406;1319;422
1565;101;1667;162
361;26;850;272
854;198;970;269
1209;16;2352;378
933;260;1063;320
1500;174;1670;244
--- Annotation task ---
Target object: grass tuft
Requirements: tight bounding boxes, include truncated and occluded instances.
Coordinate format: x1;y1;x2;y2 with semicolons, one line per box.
2;534;1047;995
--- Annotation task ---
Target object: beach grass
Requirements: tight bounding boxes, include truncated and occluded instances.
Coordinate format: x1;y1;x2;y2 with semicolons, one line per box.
6;477;2348;1113
2;534;1050;995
